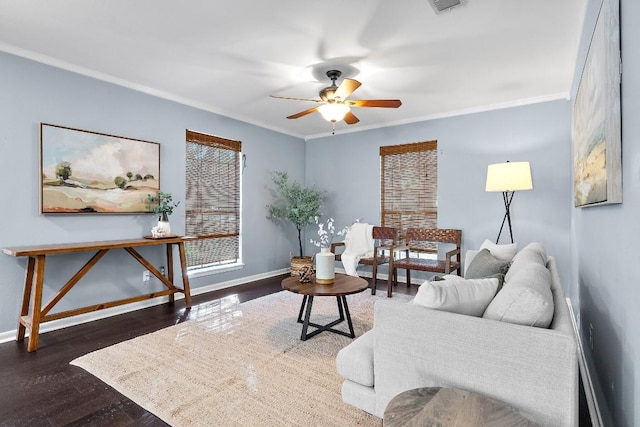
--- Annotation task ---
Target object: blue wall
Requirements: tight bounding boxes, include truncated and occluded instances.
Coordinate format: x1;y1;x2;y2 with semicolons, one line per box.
0;51;305;334
306;100;573;289
0;50;575;334
571;0;639;425
4;13;636;423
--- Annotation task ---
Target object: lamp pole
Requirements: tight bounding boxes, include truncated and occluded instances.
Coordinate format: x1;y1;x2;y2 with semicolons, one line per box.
496;191;515;244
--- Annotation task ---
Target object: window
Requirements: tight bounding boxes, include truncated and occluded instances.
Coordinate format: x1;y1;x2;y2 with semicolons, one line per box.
185;130;241;271
380;140;438;251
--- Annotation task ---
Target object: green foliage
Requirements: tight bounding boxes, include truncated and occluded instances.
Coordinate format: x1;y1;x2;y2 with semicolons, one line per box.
147;191;180;216
55;162;72;181
266;171;324;257
114;176;126;189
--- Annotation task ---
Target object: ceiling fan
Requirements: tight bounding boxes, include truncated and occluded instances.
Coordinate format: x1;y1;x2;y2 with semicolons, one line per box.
270;70;402;126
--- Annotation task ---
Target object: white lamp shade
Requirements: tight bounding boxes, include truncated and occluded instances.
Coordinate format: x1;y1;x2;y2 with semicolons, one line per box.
485;161;533;192
318;103;350;122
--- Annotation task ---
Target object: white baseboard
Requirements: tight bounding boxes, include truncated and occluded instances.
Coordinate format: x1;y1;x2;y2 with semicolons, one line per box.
566;297;603;427
0;268;289;345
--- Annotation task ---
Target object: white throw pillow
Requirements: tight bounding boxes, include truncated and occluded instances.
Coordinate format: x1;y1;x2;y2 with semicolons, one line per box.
504;242;548;283
483;263;554;328
480;239;518;262
412;276;499;317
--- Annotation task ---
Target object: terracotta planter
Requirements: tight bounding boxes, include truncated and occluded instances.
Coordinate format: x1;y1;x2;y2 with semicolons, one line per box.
290;256;313;277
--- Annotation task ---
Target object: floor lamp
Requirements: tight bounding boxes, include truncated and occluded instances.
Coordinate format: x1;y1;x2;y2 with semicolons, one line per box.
485;161;533;244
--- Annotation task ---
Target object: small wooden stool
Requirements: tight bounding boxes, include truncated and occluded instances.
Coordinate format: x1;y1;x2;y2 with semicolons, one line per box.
383;387;536;426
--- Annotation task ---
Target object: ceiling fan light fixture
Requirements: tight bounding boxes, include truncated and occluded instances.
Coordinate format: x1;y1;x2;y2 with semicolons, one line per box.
318;103;350;122
270;68;401;126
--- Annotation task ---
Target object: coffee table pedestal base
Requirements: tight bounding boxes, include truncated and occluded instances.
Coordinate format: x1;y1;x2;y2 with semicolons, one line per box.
297;295;355;341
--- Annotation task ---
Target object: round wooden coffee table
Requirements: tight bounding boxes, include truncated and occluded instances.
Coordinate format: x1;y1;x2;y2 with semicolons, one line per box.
383;387;536;427
281;273;369;341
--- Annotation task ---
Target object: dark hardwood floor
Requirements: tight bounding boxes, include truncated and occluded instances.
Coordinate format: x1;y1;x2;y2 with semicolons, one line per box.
0;275;413;427
0;275;592;426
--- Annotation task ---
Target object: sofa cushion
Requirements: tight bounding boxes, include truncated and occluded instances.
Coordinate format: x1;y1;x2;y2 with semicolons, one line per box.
465;248;510;279
483;263;554;328
444;272;504;292
480;239;518;261
336;330;375;387
412;276;499;317
504;242;548;282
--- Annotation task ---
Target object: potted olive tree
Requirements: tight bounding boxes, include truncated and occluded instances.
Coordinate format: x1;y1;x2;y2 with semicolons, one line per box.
266;171;324;275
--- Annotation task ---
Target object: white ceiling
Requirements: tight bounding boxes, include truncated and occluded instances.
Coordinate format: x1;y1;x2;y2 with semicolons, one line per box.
0;0;587;140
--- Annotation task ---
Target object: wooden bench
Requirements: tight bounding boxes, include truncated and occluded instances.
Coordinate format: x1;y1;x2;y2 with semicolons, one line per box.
388;228;462;297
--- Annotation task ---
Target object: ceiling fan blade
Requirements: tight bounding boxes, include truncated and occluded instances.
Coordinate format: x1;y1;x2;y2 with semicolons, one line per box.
270;94;323;103
343;111;360;125
348;99;402;108
334;78;361;100
286;106;319;119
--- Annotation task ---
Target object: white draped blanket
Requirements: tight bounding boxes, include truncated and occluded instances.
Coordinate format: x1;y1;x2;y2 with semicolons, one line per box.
341;222;374;276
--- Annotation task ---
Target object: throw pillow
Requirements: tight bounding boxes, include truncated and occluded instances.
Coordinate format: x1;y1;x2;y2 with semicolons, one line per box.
481;273;505;292
504;242;548;283
483;263;554;328
480;239;518;262
464;249;480;271
442;272;504;291
413;276;499;317
465;249;510;279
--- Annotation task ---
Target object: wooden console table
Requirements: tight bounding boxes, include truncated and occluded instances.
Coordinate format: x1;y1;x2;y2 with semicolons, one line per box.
3;236;193;352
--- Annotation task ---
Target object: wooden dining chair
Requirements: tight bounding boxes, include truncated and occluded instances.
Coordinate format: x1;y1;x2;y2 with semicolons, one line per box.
388;228;462;297
332;226;398;294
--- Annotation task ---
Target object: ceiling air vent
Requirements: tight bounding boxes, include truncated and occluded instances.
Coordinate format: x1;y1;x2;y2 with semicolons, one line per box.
429;0;463;13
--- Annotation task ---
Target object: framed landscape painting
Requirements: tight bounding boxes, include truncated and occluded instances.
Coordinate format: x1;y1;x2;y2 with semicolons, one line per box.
40;123;160;214
573;0;621;207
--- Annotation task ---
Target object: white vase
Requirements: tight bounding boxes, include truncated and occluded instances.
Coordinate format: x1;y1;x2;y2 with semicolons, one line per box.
157;213;171;236
315;247;335;284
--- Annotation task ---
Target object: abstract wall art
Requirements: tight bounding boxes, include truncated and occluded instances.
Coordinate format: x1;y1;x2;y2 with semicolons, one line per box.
573;0;621;207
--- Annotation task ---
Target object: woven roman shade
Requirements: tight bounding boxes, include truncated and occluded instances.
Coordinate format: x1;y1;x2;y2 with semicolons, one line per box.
185;130;241;268
380;140;438;250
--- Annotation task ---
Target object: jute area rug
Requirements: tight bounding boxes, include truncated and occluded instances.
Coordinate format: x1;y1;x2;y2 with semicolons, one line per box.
71;290;402;426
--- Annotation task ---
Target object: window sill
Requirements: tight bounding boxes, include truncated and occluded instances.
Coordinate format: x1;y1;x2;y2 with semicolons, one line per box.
187;262;245;278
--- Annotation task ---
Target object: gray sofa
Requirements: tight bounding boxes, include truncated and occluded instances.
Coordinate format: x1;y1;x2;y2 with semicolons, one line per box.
336;243;578;426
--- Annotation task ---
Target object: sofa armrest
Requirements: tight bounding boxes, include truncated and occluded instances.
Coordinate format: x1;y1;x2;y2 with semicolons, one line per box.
373;300;578;425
